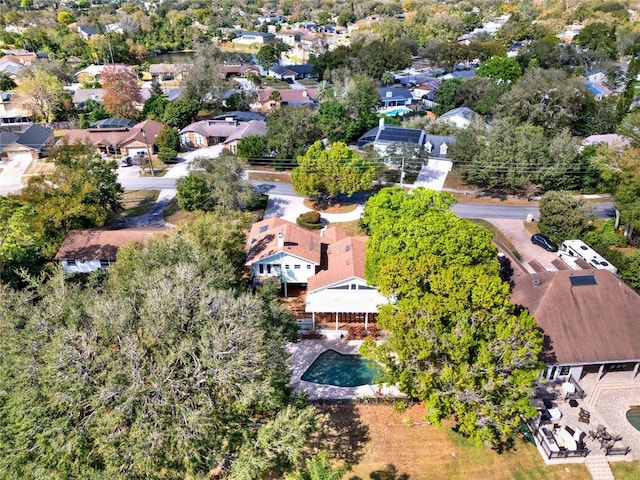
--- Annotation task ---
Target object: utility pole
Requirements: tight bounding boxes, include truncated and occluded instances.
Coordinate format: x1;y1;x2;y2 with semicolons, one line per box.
140;127;155;176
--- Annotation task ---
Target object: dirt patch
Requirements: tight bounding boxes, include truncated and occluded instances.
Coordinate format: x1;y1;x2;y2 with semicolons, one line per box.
317;404;591;480
248;171;291;182
303;198;358;214
163;197;194;226
450;191;539;205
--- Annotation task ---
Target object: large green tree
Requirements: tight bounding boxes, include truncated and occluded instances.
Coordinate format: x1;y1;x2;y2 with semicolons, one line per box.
494;68;595;135
291;141;377;200
265;106;323;162
15;67;65;122
14;143;123;257
475;56;521;85
360;187;543;447
538;191;592;243
177;154;258;212
0;216;316;479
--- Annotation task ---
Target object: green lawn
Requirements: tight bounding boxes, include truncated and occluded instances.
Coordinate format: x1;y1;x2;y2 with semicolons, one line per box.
611;462;640;479
317;405;592;480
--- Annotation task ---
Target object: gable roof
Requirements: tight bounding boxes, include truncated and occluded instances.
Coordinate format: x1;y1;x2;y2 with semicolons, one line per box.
72;88;104;105
12;124;53;151
59;120;164;150
307;236;367;291
378;86;413;101
358;125;425;148
246;217;322;266
55;228;168;261
511;270;640;365
223;120;267;144
438;106;481;122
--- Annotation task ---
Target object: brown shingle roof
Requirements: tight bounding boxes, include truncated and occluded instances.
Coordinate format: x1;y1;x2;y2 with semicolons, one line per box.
511;270;640;365
245;218;321;265
307;236;367;291
55;228;169;261
58;120;164;150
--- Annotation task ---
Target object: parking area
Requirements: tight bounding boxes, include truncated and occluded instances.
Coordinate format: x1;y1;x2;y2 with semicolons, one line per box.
489;219;560;273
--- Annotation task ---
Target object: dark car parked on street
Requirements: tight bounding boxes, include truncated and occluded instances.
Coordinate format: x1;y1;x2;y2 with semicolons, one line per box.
531;233;558;252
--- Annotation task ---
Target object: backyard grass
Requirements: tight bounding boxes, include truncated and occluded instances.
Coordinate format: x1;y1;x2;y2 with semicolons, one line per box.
611;461;640;479
316;404;591;480
119;190;160;217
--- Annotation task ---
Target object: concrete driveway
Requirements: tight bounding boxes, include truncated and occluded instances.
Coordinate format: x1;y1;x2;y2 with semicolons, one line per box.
488;219;560;273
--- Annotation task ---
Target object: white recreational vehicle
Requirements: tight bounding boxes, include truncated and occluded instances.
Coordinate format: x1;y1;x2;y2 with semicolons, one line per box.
558;239;618;276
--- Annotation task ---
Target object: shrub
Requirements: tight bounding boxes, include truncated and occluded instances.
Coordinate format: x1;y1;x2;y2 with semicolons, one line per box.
367;324;381;340
158;148;178;164
346;325;366;340
296;210;323;229
393;400;409;413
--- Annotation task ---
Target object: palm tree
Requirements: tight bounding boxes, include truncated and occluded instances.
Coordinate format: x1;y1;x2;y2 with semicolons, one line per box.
381;71;395;86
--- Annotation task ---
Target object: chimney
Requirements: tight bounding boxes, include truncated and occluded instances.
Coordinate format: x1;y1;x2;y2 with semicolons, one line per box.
277;232;284;247
379;117;385;130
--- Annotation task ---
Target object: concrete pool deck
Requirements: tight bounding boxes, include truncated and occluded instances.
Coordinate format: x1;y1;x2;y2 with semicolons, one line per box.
287;339;401;400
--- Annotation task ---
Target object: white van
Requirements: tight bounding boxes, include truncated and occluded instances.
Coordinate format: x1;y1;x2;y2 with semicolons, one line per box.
558;239;618;275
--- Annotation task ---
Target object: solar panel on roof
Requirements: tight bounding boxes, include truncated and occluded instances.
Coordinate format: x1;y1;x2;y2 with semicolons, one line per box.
569;274;597;287
89;118;136;129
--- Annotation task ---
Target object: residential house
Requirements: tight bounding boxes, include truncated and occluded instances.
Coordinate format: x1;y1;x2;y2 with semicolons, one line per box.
0;91;33;126
306;234;388;330
59;119;164;157
75;64;110;83
276;30;301;46
179;118;267;150
72;87;151;111
221;63;260;79
0;55;31;78
581;134;630;151
437;106;487;129
105;22;124;34
232;31;275;45
77;25;100;40
268;63;315;81
251;87;318;112
585;69;613;99
72;88;104;109
149;63;192;82
358;119;453;159
378;86;413;109
55;228;168;274
0;124;54;163
511;269;640;382
246;217;322;295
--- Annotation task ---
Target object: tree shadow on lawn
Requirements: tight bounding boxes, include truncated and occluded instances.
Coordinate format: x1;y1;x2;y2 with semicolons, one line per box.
312;403;370;465
347;463;410;480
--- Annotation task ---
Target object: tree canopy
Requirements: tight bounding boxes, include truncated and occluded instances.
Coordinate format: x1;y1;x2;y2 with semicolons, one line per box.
0;213;316;479
101;65;142;119
291;141;377;200
538;191;592;243
361;187;543;447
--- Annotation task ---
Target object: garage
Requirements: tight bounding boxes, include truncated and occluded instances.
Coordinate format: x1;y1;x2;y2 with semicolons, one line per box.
125;147;146;158
6;150;34;163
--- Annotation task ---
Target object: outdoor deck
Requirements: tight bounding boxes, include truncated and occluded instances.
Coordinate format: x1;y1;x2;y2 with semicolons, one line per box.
530;372;640;465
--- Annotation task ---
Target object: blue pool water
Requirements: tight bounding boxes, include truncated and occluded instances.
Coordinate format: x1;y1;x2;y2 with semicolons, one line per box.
626;406;640;432
301;349;381;387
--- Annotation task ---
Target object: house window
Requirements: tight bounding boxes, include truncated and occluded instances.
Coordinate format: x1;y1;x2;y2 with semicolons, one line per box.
307;264;312;269
194;134;204;146
560;366;570;376
100;260;110;268
259;264;264;274
294;265;300;269
285;265;290;269
350;284;357;290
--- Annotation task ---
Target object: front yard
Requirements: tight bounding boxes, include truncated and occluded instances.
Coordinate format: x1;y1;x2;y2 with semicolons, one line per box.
316;404;594;480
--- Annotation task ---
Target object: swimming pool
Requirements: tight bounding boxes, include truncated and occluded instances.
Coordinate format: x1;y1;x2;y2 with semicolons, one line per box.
301;349;381;387
626;406;640;431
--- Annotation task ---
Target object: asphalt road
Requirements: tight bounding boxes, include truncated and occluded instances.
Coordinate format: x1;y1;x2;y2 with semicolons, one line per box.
2;176;616;222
